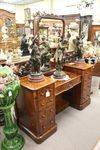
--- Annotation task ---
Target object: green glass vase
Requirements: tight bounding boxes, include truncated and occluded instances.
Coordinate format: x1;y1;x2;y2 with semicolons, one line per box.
0;66;24;150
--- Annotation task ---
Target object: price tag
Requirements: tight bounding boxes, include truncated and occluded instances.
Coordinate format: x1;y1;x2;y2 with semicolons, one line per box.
8;91;12;97
46;90;50;97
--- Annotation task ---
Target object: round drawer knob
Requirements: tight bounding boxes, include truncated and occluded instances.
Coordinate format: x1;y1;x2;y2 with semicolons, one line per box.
50;109;53;112
41;93;44;96
42;115;46;118
50;120;54;124
41;103;45;106
42;125;46;129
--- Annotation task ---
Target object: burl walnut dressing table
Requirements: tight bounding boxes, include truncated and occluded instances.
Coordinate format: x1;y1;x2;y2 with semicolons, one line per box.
16;62;93;143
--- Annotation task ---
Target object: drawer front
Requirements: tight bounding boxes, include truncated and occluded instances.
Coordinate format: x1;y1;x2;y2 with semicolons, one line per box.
56;76;81;95
37;84;54;111
81;70;92;102
56;82;73;95
38;84;54;99
39;110;47;134
38;104;55;134
71;76;81;87
46;105;55;128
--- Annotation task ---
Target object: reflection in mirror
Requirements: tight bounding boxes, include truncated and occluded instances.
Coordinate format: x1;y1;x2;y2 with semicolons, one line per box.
65;21;79;52
39;19;63;48
95;31;100;47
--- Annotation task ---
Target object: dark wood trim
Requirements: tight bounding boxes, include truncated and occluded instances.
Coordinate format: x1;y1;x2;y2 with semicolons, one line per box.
18;122;57;144
33;15;65;43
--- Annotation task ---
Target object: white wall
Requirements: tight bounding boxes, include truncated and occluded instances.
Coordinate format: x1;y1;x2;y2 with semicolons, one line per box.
93;0;100;24
0;2;15;12
15;5;25;24
53;0;80;15
24;0;52;15
15;0;52;23
0;0;100;24
0;2;25;23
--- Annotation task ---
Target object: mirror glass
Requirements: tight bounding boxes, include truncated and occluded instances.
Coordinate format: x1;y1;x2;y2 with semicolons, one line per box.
39;18;64;48
65;21;79;52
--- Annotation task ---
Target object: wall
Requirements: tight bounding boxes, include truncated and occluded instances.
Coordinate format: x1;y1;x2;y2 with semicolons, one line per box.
14;5;25;24
93;0;100;24
24;0;52;15
0;2;25;23
0;0;100;24
53;0;80;15
0;2;15;12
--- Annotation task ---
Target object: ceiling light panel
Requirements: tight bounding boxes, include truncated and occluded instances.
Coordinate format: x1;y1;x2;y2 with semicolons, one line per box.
0;0;43;5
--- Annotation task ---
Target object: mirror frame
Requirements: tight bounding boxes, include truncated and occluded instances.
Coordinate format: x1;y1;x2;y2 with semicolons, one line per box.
33;15;65;44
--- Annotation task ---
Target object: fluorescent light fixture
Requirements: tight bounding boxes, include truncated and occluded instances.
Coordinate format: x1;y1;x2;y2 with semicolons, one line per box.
0;0;43;5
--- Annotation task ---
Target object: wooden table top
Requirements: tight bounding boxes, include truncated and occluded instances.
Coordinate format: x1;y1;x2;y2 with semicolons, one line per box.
64;62;93;70
20;75;55;91
55;72;81;88
20;71;81;93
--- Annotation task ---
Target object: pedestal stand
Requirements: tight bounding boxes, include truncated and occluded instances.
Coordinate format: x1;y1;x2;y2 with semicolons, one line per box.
0;70;24;150
0;102;24;150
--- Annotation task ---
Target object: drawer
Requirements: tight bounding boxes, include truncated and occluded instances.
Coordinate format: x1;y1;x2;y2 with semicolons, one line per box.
38;97;55;111
46;105;55;128
38;84;54;100
56;77;81;95
71;77;81;86
83;69;92;75
38;98;46;110
39;110;47;134
56;83;72;95
37;85;54;110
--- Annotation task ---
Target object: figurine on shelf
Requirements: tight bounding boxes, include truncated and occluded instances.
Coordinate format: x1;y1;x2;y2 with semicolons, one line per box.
29;36;44;82
53;43;69;79
68;22;79;51
73;36;83;60
20;34;29;56
83;41;96;64
1;23;9;42
40;37;52;72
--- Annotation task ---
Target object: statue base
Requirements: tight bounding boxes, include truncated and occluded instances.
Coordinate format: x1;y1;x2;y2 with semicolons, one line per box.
53;70;67;79
1;134;24;150
28;72;45;82
41;66;50;72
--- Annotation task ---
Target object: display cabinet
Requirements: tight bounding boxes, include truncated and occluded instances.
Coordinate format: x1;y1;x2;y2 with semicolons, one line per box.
79;15;93;42
0;9;15;50
16;23;25;37
0;9;19;52
89;25;100;44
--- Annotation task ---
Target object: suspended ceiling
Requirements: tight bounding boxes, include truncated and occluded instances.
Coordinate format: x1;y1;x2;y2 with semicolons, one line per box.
0;0;43;5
